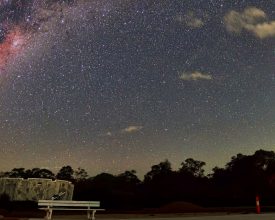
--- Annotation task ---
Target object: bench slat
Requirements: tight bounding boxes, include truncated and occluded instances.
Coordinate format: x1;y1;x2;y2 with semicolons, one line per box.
39;200;99;204
38;202;100;207
38;200;100;207
39;208;105;211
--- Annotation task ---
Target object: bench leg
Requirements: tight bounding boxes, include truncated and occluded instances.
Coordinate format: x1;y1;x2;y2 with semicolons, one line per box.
45;209;53;220
87;210;96;220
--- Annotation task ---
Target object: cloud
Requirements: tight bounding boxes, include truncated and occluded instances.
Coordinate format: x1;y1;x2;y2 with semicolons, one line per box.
106;131;112;136
98;131;112;137
122;125;143;133
224;7;275;39
176;11;204;28
180;71;212;81
246;21;275;39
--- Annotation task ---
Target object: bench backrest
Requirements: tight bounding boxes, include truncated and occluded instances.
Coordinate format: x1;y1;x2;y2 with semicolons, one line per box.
38;200;100;208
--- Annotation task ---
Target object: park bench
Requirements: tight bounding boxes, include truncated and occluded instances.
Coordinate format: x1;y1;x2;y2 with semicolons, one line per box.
38;200;105;220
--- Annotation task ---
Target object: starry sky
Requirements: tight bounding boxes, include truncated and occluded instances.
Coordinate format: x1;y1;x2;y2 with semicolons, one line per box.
0;0;275;178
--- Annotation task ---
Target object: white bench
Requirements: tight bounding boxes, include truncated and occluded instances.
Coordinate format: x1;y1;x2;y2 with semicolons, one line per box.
38;200;105;220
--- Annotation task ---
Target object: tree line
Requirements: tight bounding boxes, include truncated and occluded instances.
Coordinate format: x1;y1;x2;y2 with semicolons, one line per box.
1;149;275;209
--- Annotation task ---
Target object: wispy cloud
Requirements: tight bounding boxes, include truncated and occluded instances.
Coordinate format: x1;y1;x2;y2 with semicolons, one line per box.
122;125;143;133
106;131;112;136
224;7;275;39
176;11;204;29
180;71;212;81
98;131;112;137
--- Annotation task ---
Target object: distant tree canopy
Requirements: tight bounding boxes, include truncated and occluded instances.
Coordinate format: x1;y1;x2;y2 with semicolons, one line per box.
1;149;275;208
3;168;55;179
144;159;172;183
179;158;206;177
56;166;74;181
26;168;55;179
8;168;26;178
209;149;275;200
74;167;88;181
117;170;140;185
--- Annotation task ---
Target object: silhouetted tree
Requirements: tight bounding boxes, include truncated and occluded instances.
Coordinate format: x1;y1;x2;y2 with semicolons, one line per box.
143;160;176;206
91;173;117;189
0;171;9;178
39;168;55;179
1;149;275;209
74;167;88;181
253;150;275;174
25;168;55;179
179;158;206;177
56;166;74;181
117;170;140;185
8;168;27;178
209;149;275;206
90;173;118;207
144;159;172;183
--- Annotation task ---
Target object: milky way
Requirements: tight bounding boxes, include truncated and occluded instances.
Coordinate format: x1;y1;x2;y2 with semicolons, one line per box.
0;0;275;178
0;0;87;72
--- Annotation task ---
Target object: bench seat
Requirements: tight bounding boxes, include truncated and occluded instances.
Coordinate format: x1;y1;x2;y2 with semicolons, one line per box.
38;200;105;220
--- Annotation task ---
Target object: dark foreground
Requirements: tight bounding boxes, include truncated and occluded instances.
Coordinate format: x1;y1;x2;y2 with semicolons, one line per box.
25;213;275;220
2;211;275;220
2;202;275;220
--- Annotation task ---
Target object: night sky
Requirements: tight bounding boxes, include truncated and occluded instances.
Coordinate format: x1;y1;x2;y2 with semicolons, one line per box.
0;0;275;178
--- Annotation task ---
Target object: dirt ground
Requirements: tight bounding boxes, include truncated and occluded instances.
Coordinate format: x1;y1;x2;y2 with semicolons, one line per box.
1;201;270;220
